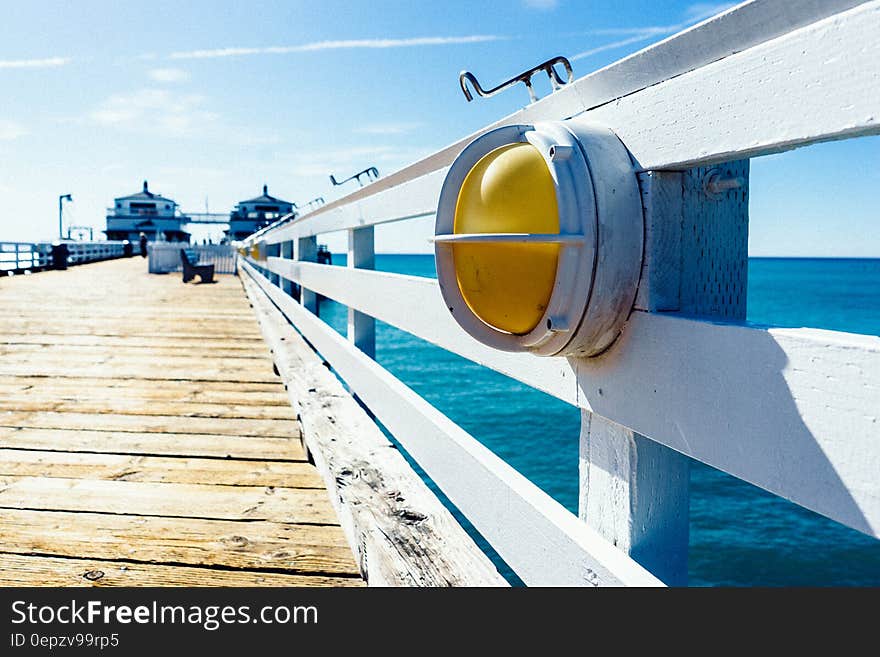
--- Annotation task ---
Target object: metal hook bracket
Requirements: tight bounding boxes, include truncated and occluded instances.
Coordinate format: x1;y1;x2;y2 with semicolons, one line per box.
302;196;325;213
459;56;573;104
330;167;380;188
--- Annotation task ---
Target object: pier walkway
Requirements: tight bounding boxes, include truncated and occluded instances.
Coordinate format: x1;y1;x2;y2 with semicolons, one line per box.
0;259;362;586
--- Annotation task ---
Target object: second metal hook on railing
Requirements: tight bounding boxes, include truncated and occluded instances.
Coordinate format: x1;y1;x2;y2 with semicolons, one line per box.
302;196;326;212
459;56;573;104
330;167;380;188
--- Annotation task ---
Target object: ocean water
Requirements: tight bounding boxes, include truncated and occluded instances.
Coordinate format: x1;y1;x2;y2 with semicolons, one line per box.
317;255;880;586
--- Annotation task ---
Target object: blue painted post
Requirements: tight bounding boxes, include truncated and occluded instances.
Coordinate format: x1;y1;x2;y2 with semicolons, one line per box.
578;163;748;586
298;236;318;314
347;227;375;357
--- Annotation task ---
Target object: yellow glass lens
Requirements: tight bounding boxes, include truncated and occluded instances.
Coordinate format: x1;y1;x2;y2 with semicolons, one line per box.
453;143;560;334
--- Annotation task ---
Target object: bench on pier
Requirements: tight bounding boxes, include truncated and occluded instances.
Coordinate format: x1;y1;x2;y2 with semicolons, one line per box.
180;249;215;284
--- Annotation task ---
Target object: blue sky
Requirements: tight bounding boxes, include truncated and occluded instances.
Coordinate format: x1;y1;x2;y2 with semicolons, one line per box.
0;0;877;255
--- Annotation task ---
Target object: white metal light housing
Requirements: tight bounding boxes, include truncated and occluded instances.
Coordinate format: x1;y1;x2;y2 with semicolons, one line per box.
434;121;643;357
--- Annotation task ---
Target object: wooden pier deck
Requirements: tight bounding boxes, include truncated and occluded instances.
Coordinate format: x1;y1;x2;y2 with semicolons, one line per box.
0;258;362;586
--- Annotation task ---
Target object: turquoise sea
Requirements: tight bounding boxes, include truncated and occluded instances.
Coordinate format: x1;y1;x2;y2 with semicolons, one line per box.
318;255;880;586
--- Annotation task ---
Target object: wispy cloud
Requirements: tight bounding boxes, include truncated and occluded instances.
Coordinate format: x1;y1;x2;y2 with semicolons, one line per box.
353;122;423;136
572;33;664;60
523;0;558;9
88;88;278;146
0;120;27;140
572;2;736;61
90;89;219;136
0;56;71;69
148;68;190;83
169;35;505;60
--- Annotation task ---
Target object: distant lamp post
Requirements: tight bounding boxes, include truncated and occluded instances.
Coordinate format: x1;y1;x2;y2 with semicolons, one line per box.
58;194;73;239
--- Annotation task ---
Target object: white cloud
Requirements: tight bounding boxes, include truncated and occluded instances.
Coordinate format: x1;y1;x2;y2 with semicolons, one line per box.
572;33;661;60
353;122;423;136
0;120;27;140
88;89;278;145
572;2;736;61
169;35;505;60
0;56;71;69
148;68;190;83
90;89;219;136
524;0;558;9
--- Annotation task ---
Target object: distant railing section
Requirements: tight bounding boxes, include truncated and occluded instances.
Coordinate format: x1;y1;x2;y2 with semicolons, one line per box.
0;242;53;272
240;0;880;587
1;240;130;273
148;243;237;274
66;241;128;265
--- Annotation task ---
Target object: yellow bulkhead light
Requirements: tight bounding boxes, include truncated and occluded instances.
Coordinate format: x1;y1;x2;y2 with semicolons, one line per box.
453;143;560;334
435;122;643;357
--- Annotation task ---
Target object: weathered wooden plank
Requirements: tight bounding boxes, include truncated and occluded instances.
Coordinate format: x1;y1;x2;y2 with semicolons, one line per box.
0;363;281;384
0;476;338;524
0;509;358;576
0;397;296;420
0;554;361;587
0;350;274;370
0;323;265;340
0;334;266;349
0;256;359;588
2;311;257;322
244;263;662;587
0;410;298;439
0;450;322;488
0;427;305;461
242;269;507;587
0;375;284;394
0;342;273;360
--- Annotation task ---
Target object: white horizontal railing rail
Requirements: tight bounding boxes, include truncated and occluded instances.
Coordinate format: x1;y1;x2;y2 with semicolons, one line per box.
240;0;880;585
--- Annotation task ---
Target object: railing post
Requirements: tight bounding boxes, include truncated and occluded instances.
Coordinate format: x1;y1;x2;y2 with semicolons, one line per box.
266;243;281;286
347;227;376;357
280;241;294;297
578;162;749;586
50;242;69;271
297;235;318;314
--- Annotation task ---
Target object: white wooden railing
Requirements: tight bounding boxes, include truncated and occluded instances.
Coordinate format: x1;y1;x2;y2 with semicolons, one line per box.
1;240;128;272
0;242;53;272
239;0;880;586
65;241;128;265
